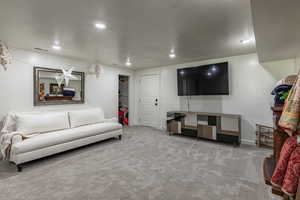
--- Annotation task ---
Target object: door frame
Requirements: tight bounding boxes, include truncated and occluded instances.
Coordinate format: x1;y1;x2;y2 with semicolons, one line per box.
137;71;162;129
118;74;131;125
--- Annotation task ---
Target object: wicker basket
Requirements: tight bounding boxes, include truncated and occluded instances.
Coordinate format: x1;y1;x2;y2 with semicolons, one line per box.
256;124;274;148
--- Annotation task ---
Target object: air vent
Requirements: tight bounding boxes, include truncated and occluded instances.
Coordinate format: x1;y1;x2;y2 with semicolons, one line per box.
34;48;48;52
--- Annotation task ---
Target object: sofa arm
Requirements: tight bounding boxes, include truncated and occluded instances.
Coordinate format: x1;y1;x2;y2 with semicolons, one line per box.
8;134;22;162
11;134;22;145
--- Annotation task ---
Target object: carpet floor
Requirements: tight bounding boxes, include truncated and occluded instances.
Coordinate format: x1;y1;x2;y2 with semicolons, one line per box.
0;126;278;200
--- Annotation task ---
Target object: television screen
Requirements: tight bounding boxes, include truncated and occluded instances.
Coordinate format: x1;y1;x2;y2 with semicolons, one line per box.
177;62;229;96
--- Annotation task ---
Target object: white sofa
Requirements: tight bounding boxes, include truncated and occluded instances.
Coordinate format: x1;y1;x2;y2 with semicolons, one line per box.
0;108;122;171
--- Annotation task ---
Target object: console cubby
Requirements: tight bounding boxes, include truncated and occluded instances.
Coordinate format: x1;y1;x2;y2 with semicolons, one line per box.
167;111;241;146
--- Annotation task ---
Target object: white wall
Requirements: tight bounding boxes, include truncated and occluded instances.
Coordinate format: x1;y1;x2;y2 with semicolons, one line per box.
261;59;296;80
1;48;295;142
296;53;300;73
135;53;293;143
86;65;135;122
0;48;135;125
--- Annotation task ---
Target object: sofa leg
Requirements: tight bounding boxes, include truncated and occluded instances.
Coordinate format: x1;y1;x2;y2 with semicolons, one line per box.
16;165;22;172
118;135;122;140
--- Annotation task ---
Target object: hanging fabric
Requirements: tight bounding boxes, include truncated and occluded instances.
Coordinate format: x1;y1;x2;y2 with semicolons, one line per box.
278;71;300;136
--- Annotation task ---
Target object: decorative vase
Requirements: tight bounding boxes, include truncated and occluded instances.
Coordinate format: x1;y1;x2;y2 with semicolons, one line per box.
63;88;76;97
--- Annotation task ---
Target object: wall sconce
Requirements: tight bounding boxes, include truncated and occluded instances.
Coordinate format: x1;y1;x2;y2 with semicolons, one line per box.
88;64;103;78
0;41;12;71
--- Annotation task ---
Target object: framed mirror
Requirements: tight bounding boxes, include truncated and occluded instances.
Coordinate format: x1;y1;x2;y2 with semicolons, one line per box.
34;67;85;106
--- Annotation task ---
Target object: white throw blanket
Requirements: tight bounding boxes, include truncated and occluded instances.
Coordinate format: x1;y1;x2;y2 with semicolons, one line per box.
0;113;42;160
0;113;18;160
0;113;31;160
0;131;24;160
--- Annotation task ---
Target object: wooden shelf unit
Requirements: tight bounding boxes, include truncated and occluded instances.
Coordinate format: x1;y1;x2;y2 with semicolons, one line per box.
167;111;241;146
44;96;73;101
220;130;240;136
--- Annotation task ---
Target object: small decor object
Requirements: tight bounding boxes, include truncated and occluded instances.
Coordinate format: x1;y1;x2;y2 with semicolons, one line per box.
63;88;75;97
55;74;64;88
95;64;102;78
39;83;45;101
62;67;78;86
271;85;292;106
0;40;12;71
256;124;273;148
271;74;296;106
50;83;64;95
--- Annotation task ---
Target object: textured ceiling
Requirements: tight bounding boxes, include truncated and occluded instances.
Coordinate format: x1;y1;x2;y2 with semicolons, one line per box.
251;0;300;62
0;0;256;69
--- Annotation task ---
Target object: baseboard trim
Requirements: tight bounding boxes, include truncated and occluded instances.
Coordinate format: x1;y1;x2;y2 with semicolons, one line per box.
241;139;256;146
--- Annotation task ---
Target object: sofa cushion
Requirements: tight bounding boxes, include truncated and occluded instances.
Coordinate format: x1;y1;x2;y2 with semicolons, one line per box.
15;112;69;135
13;122;122;154
69;108;105;128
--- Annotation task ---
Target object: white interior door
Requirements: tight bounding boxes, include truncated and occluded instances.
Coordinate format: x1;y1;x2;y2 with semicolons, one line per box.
138;74;160;128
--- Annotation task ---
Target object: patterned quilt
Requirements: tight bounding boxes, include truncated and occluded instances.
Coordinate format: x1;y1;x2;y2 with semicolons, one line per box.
271;136;300;197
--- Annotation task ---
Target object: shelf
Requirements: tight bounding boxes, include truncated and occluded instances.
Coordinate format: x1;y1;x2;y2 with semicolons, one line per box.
168;111;241;118
220;130;239;136
44;96;73;101
182;125;197;130
271;106;284;112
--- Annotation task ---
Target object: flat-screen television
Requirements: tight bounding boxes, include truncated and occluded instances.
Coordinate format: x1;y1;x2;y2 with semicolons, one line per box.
177;62;229;96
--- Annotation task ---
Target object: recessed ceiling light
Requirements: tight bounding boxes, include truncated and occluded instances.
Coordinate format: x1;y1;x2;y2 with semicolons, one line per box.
95;23;107;30
52;45;61;50
169;48;176;58
34;47;48;52
169;53;176;58
125;58;132;66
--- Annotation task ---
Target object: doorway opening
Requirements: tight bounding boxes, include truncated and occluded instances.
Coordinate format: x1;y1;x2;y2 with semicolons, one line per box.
118;75;129;126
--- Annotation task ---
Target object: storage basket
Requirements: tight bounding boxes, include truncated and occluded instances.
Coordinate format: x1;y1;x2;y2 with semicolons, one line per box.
256;124;273;148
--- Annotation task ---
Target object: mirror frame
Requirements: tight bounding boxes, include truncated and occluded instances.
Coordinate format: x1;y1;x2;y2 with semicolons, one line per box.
34;66;85;106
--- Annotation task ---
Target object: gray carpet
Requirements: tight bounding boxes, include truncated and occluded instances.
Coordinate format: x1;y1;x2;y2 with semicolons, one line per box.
0;126;278;200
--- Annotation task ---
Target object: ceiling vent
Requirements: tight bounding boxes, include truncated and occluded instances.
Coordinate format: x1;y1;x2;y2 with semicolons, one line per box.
34;48;48;52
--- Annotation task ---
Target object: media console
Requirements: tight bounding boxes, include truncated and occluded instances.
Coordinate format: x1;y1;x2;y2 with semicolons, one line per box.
166;111;241;146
